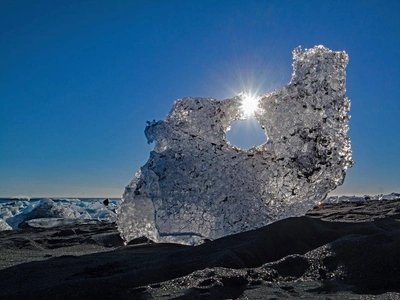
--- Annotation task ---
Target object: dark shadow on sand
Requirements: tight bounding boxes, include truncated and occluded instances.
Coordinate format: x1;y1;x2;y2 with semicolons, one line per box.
1;213;400;299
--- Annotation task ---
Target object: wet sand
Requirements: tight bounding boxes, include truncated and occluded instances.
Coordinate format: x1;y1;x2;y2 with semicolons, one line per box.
1;199;399;299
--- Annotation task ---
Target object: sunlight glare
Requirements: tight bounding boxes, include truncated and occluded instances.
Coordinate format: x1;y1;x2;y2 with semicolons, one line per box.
241;93;259;117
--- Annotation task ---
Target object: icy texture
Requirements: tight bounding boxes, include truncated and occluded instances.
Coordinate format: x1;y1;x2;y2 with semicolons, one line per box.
324;192;400;203
117;45;354;245
6;199;80;229
2;198;118;230
0;219;12;231
22;218;99;229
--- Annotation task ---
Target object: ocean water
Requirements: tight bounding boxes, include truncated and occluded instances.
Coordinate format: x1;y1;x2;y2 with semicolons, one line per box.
0;197;120;231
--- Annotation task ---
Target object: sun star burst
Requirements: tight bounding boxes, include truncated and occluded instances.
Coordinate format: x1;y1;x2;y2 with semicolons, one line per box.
241;93;259;116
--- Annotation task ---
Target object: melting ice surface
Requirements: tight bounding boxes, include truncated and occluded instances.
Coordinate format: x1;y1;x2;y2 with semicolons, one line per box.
0;198;118;231
118;45;355;245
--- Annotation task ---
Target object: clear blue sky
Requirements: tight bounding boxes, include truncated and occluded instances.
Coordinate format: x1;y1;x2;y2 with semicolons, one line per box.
1;0;399;198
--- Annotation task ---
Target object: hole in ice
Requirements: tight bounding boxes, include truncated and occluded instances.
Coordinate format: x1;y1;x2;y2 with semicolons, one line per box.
226;115;267;150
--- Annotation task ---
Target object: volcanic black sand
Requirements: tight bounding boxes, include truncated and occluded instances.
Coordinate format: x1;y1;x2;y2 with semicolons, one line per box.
1;200;400;299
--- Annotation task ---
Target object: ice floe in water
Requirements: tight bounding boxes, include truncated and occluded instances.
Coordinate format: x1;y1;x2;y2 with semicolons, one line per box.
117;45;354;245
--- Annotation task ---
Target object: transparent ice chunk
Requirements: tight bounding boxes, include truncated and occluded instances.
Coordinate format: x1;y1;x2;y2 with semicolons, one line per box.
117;46;353;245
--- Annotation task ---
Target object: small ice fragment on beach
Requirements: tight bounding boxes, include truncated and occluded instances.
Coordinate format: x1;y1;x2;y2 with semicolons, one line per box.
21;218;99;229
0;219;12;231
117;45;353;245
382;193;400;201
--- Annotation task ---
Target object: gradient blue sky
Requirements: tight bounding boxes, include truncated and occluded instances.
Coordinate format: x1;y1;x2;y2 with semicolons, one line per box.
1;0;399;198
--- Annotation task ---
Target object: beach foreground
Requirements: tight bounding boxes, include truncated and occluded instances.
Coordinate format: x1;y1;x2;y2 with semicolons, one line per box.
1;200;399;299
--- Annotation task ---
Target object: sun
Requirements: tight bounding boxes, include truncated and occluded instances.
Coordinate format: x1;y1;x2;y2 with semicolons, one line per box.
241;93;259;117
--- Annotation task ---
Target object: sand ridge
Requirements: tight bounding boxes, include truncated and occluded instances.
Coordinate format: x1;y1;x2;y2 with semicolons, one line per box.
0;200;399;299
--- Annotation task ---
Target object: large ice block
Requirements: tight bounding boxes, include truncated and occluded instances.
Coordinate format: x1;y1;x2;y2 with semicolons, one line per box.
117;45;353;245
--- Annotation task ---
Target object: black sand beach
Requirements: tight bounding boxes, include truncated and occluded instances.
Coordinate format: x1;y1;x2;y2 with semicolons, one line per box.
1;200;400;299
